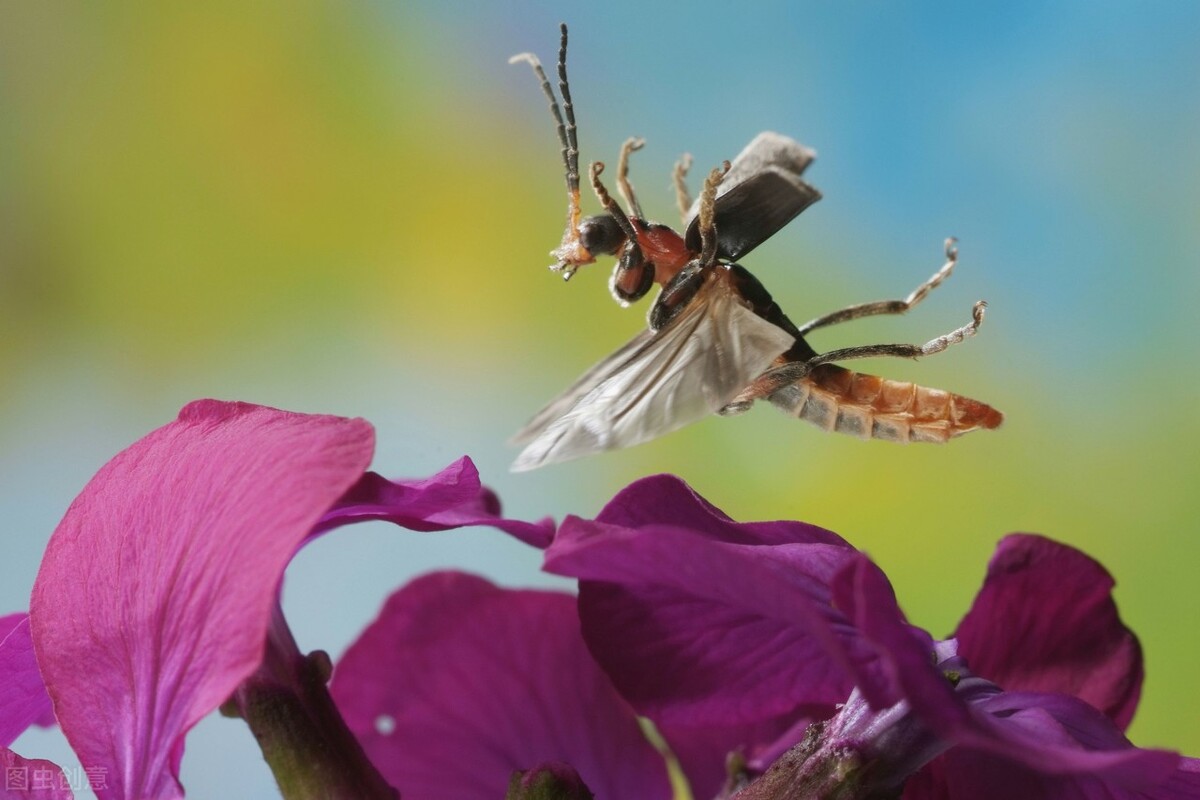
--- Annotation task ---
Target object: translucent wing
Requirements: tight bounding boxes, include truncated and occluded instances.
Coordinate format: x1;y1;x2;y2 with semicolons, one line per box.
684;132;822;262
511;280;795;471
509;329;655;446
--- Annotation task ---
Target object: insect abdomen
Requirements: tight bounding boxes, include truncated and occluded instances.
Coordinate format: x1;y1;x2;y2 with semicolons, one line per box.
768;364;1003;443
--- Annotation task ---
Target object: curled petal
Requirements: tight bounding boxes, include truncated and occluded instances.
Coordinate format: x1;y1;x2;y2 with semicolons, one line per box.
955;534;1142;729
30;400;376;800
594;474;846;548
908;731;1200;800
0;615;54;746
831;556;962;730
548;518;875;722
544;476;894;793
331;571;670;800
832;555;1188;796
314;457;553;548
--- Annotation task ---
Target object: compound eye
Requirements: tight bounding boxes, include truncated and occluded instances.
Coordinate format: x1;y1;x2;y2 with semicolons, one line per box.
578;214;626;257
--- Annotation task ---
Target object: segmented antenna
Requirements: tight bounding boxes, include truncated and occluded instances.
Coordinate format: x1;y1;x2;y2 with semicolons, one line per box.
508;26;577;196
555;24;580;198
510;24;590;274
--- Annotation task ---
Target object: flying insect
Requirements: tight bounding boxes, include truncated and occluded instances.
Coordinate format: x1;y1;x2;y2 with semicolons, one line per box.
509;25;1003;471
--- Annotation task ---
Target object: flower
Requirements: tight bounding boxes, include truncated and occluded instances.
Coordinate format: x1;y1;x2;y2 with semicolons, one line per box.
329;571;672;800
543;475;1200;799
5;399;551;799
3;405;1196;800
542;475;881;796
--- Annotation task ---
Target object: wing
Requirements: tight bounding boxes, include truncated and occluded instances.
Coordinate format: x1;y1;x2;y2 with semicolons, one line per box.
510;328;655;446
684;132;822;262
511;280;795;471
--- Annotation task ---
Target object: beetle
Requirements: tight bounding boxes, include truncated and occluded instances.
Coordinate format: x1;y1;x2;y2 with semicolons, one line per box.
508;25;1003;471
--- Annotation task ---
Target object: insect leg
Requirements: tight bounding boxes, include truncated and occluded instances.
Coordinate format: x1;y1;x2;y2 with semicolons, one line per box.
616;137;646;221
591;162;656;305
673;153;694;223
589;162;639;242
697;161;732;267
648;262;707;330
795;238;962;336
736;300;988;401
651;160;729;326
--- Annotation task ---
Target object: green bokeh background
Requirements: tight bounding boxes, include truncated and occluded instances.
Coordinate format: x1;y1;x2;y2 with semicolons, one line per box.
2;2;1197;796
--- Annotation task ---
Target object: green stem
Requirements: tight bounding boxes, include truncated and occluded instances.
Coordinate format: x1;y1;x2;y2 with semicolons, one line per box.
228;601;398;800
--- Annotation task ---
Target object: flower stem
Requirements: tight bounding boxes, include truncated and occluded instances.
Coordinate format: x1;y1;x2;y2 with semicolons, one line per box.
730;722;899;800
227;601;398;799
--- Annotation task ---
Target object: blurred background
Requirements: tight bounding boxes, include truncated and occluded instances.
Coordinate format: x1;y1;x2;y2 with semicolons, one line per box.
2;2;1197;796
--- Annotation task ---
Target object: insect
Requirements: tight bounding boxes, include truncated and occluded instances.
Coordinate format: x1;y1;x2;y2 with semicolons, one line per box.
508;25;1003;472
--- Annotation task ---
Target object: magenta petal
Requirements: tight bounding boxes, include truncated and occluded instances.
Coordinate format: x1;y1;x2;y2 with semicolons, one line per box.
0;748;73;800
594;474;847;548
908;702;1200;800
547;517;876;724
831;556;963;730
954;534;1142;729
906;750;1200;800
0;614;55;746
545;474;865;730
833;556;1187;795
961;692;1180;785
29;400;375;800
544;476;900;795
330;571;670;800
314;457;554;548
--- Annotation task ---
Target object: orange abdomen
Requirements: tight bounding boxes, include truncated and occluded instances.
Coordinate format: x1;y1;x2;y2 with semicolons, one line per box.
768;363;1003;443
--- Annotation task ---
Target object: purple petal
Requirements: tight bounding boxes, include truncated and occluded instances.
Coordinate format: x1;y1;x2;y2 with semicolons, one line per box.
908;741;1200;800
314;457;554;548
594;474;847;547
954;534;1142;729
0;748;73;800
831;556;964;731
548;517;871;723
29;400;376;800
542;476;891;794
833;556;1188;796
330;571;670;800
0;614;55;746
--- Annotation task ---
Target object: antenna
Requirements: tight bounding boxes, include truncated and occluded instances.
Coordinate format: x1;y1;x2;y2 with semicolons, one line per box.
510;24;590;274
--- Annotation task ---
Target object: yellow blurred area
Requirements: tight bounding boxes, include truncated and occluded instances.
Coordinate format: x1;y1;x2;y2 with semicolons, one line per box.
0;4;553;381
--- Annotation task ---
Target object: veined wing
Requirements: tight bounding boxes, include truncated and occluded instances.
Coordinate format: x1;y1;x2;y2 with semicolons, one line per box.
511;280;795;471
510;328;655;446
684;132;822;262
